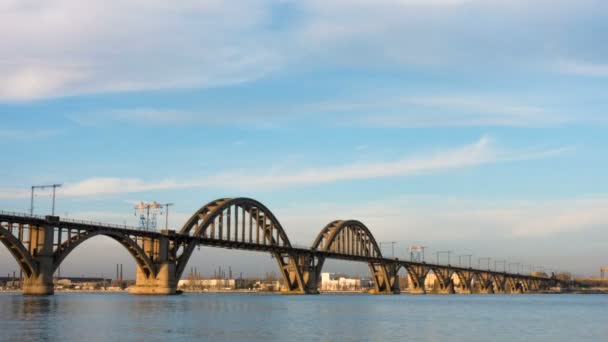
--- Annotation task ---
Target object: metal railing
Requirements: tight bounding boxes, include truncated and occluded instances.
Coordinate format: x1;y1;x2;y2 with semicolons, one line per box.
0;210;144;232
0;210;46;220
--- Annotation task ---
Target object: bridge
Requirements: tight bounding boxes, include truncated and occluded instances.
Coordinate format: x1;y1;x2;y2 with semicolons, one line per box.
0;197;558;295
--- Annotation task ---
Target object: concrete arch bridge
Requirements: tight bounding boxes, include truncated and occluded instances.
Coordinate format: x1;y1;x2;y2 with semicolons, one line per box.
0;197;557;295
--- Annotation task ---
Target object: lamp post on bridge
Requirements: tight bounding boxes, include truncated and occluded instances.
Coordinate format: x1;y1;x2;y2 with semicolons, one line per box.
437;251;452;265
161;203;174;230
495;260;506;272
509;263;521;274
478;257;491;270
30;184;62;216
458;254;473;268
380;242;397;258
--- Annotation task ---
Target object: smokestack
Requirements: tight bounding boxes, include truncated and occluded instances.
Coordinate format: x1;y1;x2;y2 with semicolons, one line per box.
120;264;123;282
116;264;119;282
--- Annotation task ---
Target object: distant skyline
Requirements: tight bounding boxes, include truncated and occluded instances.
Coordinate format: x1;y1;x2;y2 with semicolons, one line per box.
1;0;607;278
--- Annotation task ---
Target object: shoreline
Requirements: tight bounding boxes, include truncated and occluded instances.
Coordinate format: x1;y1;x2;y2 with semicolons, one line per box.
2;288;607;295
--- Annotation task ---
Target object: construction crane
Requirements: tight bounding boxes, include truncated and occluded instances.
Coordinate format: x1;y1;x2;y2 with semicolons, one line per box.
134;201;162;231
408;245;426;262
30;184;62;216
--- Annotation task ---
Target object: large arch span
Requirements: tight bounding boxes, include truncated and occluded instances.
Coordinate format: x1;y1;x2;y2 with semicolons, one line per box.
176;197;292;280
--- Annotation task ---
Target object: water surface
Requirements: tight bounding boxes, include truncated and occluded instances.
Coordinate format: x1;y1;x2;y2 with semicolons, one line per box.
0;293;605;341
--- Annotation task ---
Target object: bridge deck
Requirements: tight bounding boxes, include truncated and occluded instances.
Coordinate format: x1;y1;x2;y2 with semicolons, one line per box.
0;212;548;282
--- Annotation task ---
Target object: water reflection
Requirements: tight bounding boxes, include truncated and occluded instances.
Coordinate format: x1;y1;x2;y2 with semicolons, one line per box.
0;293;606;342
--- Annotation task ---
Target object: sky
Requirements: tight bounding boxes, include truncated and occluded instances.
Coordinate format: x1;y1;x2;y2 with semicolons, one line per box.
0;0;607;279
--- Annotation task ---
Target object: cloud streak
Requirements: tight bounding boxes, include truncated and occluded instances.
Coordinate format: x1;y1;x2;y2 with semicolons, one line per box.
555;60;608;77
0;136;568;199
0;0;605;101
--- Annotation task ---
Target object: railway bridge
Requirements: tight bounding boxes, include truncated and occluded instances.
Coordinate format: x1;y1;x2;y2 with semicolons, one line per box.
0;197;558;295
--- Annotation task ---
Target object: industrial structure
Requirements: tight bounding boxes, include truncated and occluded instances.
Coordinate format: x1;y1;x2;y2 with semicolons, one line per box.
0;197;563;296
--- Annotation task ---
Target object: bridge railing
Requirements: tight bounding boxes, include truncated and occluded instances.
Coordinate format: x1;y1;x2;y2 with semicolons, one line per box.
0;210;144;232
59;217;142;231
0;210;47;220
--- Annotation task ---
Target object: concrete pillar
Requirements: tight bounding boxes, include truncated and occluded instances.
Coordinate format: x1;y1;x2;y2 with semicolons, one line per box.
23;225;54;295
431;280;455;294
477;286;494;294
278;254;322;295
129;236;178;295
407;274;426;294
369;262;400;294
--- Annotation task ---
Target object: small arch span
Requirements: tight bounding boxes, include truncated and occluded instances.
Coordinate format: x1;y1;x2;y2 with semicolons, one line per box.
52;230;156;277
0;225;37;277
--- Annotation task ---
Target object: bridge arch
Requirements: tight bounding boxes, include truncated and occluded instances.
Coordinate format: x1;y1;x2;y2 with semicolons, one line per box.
0;225;37;277
180;198;291;246
311;220;383;258
52;230;156;277
176;198;292;279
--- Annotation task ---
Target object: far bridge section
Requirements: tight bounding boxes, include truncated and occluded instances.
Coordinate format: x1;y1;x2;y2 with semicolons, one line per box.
0;198;559;295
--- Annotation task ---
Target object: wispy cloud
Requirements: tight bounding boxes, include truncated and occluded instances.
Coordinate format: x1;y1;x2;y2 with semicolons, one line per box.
555;60;608;77
73;93;573;129
275;195;608;243
0;136;569;198
348;95;569;127
0;128;62;140
0;0;278;101
1;1;604;101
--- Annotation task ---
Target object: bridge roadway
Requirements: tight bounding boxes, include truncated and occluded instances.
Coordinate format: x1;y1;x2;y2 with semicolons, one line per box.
0;197;557;295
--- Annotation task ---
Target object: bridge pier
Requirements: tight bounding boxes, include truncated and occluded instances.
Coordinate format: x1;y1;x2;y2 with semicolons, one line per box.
129;261;177;295
455;271;475;294
277;253;323;294
474;272;494;294
369;262;400;294
129;235;178;295
23;225;54;296
405;265;429;294
430;268;455;294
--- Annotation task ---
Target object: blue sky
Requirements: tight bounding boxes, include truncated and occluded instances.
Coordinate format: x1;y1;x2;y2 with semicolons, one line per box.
0;0;606;279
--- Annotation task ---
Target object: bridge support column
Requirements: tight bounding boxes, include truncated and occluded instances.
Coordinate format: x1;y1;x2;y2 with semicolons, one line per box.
405;265;429;294
455;271;475;294
493;274;507;294
129;235;177;295
276;253;323;294
474;273;494;294
369;262;400;294
507;277;524;294
23;225;54;295
430;268;455;294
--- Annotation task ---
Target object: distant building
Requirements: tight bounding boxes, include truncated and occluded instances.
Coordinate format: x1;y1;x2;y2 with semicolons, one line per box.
178;278;249;290
320;273;371;291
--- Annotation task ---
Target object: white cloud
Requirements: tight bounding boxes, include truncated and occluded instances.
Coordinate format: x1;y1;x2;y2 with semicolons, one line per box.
0;136;568;199
343;95;569;127
555;61;608;77
275;195;608;243
0;128;62;140
0;0;279;101
71;93;572;128
0;0;603;101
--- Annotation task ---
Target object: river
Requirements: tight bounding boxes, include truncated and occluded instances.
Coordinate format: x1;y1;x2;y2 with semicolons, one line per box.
0;293;605;341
